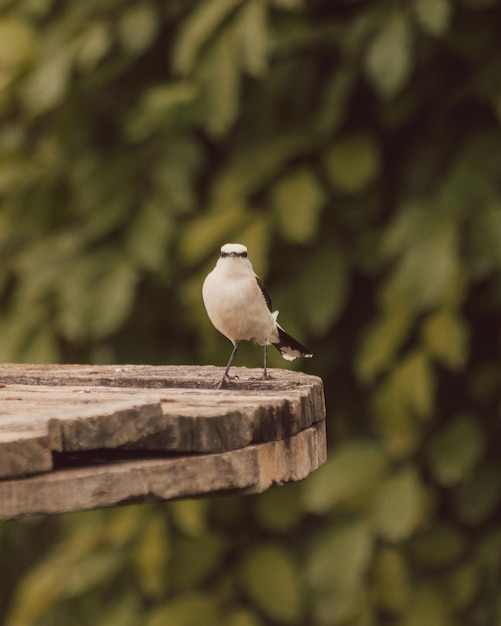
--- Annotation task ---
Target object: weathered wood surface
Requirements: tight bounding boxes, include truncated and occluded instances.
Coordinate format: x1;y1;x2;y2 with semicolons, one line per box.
0;365;326;520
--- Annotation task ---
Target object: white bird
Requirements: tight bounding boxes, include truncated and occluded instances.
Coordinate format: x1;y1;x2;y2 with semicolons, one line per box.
202;243;312;388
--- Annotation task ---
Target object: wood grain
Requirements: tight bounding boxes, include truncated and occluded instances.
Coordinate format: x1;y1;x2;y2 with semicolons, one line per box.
0;365;326;520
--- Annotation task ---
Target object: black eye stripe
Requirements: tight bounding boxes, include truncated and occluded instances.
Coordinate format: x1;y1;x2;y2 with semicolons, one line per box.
220;251;248;258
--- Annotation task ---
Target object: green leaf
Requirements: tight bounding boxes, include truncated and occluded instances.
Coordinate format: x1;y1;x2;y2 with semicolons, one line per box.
195;25;240;136
240;544;304;624
453;463;501;525
75;21;112;71
422;310;469;371
426;415;484;486
366;12;413;98
373;468;428;541
306;522;373;624
22;42;73;114
297;246;349;335
410;524;466;568
444;565;480;612
254;483;304;532
374;546;411;614
397;351;435;420
179;207;250;266
147;592;222;626
118;3;158;55
403;586;452;626
271;168;325;244
414;0;452;36
226;609;263;626
57;252;138;341
374;385;423;459
372;352;435;459
169;499;209;537
238;0;270;77
384;204;460;310
303;441;389;514
324;134;381;194
133;515;170;597
126;82;197;141
173;0;245;74
356;283;413;383
0;17;36;89
169;533;226;591
125;201;172;270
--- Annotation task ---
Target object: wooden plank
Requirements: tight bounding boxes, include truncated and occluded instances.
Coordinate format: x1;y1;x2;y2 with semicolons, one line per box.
0;365;327;518
0;421;326;520
0;367;325;479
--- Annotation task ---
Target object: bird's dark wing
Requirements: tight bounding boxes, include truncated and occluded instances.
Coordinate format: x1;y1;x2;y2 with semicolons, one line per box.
256;276;272;312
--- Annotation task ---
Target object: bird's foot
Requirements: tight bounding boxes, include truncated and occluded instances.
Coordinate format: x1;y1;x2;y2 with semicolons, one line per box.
261;371;273;381
215;374;239;389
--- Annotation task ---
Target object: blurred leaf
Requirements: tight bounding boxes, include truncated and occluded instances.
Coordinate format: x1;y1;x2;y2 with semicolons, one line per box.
169;500;209;537
453;463;501;525
297;246;349;335
410;524;466;568
307;522;373;624
57;251;138;341
125;201;172;270
271;168;325;244
356;283;413;383
374;546;411;614
240;544;304;624
373;468;427;541
255;483;304;532
413;0;451;36
422;309;469;371
75;21;112;71
147;592;221;626
226;609;264;626
169;533;226;591
95;593;141;626
374;381;423;459
0;17;36;89
444;565;480;612
133;514;170;597
179;207;250;266
126;82;197;141
472;205;501;270
118;3;158;54
211;131;316;205
403;586;452;626
303;441;389;514
379;349;435;428
426;415;484;486
324;134;381;194
238;0;269;77
22;39;73;114
195;25;240;136
365;12;413;98
384;204;459;310
173;0;245;74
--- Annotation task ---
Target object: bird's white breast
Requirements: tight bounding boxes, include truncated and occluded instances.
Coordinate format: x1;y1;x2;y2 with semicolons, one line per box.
202;261;279;345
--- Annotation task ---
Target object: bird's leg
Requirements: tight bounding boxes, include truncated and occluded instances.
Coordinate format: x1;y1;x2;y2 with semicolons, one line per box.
261;344;271;380
216;341;240;389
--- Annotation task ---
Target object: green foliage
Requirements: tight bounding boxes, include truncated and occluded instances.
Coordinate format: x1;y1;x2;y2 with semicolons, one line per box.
2;0;501;624
240;544;304;624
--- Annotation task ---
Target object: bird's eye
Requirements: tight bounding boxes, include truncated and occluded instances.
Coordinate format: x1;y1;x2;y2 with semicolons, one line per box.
241;251;248;258
221;252;228;258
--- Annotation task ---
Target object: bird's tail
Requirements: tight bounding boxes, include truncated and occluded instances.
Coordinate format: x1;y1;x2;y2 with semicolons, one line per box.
272;326;313;361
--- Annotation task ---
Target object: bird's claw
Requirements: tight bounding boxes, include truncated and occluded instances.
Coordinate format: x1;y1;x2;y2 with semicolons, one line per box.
215;374;239;389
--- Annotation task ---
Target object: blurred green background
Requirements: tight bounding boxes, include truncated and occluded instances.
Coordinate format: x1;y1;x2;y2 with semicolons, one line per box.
1;0;501;624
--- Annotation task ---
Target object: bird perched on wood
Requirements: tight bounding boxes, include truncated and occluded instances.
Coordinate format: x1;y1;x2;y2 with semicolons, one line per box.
202;243;312;388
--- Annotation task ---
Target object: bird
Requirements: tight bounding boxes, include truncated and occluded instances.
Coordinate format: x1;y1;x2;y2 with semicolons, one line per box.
202;243;312;388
